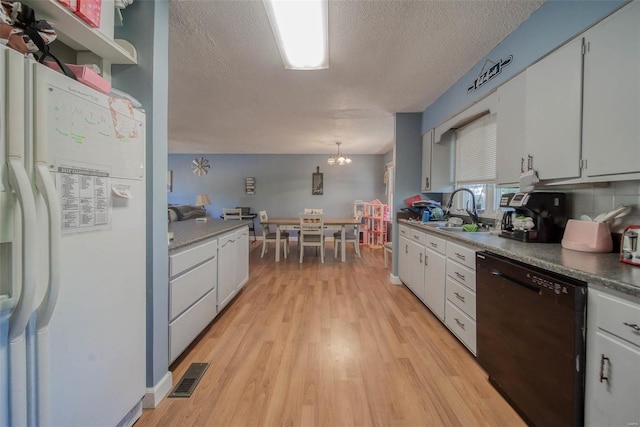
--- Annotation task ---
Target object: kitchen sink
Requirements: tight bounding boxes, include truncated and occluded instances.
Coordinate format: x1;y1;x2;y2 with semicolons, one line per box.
435;226;490;233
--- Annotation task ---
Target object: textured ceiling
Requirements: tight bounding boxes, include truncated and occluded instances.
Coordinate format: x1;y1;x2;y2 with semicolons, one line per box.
168;0;544;155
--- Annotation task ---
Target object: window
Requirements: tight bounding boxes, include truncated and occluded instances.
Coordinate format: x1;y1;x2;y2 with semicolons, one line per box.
451;114;497;215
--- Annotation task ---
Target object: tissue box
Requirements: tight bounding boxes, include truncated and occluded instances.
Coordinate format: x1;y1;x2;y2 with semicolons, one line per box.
44;61;111;94
75;0;101;28
561;219;613;253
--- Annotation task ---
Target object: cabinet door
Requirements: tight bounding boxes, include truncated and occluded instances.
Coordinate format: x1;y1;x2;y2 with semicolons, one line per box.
423;247;446;321
217;232;237;311
431;131;454;193
398;235;411;285
496;71;526;185
421;129;433;192
585;331;640;427
235;227;249;290
582;1;640;177
525;37;583;181
407;240;425;301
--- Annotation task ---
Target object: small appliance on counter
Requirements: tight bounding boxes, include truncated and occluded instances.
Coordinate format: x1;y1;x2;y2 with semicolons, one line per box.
621;225;640;266
499;192;567;243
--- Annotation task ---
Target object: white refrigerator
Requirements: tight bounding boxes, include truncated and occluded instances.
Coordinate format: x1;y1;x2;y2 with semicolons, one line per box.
1;44;147;427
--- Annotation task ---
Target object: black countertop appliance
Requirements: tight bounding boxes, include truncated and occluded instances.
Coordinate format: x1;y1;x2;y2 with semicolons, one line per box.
499;192;566;243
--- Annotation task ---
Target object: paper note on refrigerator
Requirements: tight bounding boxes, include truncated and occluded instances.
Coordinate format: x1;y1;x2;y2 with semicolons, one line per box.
56;163;112;234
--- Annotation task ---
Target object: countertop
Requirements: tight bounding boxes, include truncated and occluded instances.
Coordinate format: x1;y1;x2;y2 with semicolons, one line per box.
399;219;640;300
168;219;251;251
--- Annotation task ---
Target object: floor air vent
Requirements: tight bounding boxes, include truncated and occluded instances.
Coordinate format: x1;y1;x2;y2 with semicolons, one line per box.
168;362;210;398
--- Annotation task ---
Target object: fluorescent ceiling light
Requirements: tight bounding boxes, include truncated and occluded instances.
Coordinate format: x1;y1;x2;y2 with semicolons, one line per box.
263;0;329;70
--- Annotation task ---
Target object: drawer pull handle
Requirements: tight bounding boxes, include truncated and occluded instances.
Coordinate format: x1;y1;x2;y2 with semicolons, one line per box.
430;242;437;247
405;244;408;254
623;322;640;331
599;354;610;383
455;271;465;281
455;252;465;261
454;292;465;303
420;253;423;264
455;318;465;330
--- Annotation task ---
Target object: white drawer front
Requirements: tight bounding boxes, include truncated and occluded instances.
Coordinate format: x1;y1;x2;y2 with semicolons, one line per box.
399;225;410;238
596;292;640;348
445;301;477;355
446;241;475;270
446;258;476;291
170;239;217;277
170;258;217;321
446;277;476;320
169;288;217;363
408;228;426;245
425;233;446;255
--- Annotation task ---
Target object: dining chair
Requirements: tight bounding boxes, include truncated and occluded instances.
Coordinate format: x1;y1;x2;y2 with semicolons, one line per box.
223;208;242;220
304;208;323;214
334;225;361;259
258;210;289;259
236;206;256;241
299;213;324;263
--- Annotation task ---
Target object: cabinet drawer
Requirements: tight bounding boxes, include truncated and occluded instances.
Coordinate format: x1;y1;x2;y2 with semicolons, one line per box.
446;277;476;319
170;258;217;321
445;301;477;355
399;225;410;238
425;233;446;255
446;242;475;270
170;239;217;277
446;258;476;291
169;288;217;364
407;228;426;245
596;292;640;348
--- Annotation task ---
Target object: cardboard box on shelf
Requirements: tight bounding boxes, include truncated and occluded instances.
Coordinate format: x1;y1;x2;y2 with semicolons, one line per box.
44;61;111;94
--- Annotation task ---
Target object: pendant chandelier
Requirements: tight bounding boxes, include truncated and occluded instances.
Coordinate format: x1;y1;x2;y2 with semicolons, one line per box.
327;142;352;166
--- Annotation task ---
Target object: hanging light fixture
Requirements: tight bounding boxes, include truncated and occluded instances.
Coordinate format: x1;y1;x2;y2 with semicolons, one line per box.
327;142;352;166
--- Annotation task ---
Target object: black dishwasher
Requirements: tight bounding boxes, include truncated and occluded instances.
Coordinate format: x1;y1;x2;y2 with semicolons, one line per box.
476;251;587;427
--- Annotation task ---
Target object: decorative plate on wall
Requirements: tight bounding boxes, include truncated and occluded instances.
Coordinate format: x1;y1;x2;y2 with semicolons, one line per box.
192;157;210;176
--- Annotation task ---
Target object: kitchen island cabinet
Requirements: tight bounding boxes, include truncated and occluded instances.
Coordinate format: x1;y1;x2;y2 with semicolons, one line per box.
168;220;250;363
423;234;446;321
398;225;426;302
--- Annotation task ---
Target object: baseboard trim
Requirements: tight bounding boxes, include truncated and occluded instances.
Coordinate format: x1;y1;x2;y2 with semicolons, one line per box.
143;371;172;409
389;274;402;285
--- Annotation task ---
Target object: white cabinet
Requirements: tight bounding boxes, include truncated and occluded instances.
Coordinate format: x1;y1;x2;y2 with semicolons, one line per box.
421;129;454;193
235;227;249;291
444;241;476;355
168;238;218;363
218;226;250;311
496;71;526;185
585;289;640;426
398;225;426;301
524;37;583;181
582;1;640;178
423;246;446;321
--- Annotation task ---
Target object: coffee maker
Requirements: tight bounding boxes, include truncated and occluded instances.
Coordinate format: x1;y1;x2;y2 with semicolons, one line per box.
499;192;567;243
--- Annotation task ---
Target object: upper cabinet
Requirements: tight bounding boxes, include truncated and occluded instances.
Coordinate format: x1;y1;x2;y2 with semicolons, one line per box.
25;0;137;64
524;37;583;181
421;128;454;193
582;1;640;178
496;71;526;185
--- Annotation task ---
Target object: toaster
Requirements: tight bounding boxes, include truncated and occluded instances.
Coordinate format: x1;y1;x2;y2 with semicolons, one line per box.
620;225;640;266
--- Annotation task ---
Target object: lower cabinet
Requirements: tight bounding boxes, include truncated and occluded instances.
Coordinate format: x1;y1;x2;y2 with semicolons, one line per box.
444;241;477;355
585;289;640;426
398;225;476;354
168;238;218;364
218;226;250;312
168;225;250;363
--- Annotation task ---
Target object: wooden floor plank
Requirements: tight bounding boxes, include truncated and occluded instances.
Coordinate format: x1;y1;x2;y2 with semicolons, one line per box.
136;243;525;427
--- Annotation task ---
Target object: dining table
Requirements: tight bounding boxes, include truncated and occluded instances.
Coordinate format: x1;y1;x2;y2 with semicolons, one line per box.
260;217;361;262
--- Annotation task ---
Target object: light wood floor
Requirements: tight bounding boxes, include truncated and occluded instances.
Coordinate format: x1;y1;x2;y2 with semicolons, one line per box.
136;241;525;427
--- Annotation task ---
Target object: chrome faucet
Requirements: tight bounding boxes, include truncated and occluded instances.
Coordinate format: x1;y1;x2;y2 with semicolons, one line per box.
445;188;480;225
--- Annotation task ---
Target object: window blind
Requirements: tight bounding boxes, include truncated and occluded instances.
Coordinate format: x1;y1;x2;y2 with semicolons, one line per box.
454;114;497;183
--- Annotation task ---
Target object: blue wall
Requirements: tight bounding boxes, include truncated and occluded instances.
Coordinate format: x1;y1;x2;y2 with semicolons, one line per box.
169;153;387;230
114;1;170;389
421;0;626;133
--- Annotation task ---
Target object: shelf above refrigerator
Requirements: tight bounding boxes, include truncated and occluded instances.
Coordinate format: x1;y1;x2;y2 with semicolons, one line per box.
27;0;137;64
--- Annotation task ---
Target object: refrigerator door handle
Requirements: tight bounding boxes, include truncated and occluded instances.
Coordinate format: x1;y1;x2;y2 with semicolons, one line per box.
34;162;61;330
6;158;37;341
